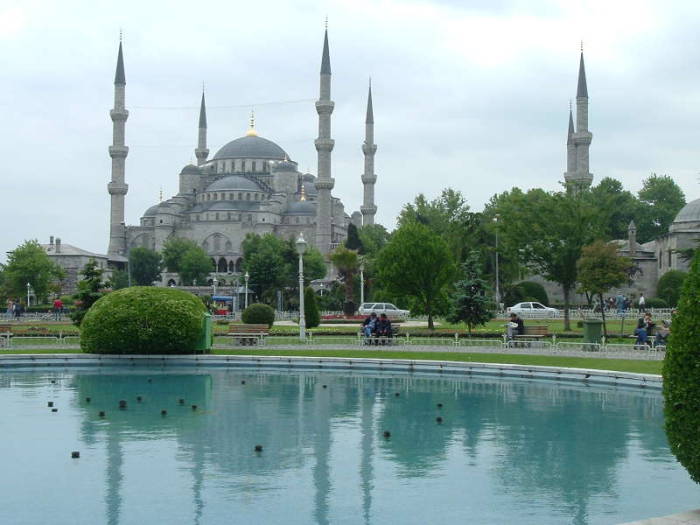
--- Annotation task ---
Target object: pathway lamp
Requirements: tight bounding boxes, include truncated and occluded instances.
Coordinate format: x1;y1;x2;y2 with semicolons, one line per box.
244;271;250;309
296;233;308;341
494;214;501;310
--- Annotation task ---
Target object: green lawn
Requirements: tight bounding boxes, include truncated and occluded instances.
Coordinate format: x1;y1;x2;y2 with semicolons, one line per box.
0;348;662;374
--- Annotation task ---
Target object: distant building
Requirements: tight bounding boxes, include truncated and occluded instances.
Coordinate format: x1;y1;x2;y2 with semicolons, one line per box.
41;236;111;294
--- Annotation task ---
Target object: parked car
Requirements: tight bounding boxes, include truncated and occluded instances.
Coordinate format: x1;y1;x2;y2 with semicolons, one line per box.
506;302;560;317
358;302;410;319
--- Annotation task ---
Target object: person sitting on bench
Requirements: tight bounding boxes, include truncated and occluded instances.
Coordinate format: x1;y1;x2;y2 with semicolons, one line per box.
362;312;378;339
506;313;525;340
376;313;393;341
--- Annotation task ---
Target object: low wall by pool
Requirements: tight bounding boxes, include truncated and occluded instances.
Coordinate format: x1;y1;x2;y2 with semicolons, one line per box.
0;353;662;390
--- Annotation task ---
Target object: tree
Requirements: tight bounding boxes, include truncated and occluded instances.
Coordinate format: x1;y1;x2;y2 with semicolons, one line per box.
398;188;478;262
3;240;64;301
304;286;320;329
490;188;604;330
71;259;108;326
656;270;687;307
376;222;455;329
576;241;632;337
162;237;200;272
636;174;686;243
109;269;130;290
179;247;212;285
663;252;700;484
345;223;364;253
330;245;359;315
589;177;640;240
129;247;162;286
446;251;494;334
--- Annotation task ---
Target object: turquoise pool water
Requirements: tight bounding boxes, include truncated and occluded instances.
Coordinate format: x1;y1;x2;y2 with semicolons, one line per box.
0;366;696;525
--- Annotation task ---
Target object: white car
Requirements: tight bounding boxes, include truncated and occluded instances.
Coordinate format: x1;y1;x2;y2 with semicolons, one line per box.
358;302;410;320
507;302;559;317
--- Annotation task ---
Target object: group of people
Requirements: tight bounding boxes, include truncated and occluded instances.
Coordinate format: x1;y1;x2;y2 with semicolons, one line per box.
5;299;24;320
362;312;393;343
633;312;671;349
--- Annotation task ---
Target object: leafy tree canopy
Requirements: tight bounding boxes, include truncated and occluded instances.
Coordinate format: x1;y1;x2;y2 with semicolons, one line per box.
3;240;65;300
162;237;200;273
71;259;109;326
345;223;364;253
376;222;455;329
129;247;162;286
179;246;212;286
656;270;687;307
636;174;686;242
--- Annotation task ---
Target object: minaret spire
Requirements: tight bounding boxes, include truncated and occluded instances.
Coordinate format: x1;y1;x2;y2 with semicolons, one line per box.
315;25;335;255
361;80;377;226
107;38;129;256
564;48;593;192
195;90;209;166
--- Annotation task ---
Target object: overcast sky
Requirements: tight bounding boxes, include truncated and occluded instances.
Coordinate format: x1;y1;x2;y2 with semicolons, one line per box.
2;0;700;263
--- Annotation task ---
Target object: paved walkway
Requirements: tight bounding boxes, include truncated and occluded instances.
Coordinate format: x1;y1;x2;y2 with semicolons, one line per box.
620;509;700;524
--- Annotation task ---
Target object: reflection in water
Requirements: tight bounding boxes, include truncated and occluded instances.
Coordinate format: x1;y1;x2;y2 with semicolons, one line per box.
0;368;695;525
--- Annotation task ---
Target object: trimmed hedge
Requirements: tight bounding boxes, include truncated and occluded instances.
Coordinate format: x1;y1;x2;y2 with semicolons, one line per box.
304;287;320;329
656;270;687;307
663;253;700;484
80;287;206;354
504;281;549;307
241;303;275;327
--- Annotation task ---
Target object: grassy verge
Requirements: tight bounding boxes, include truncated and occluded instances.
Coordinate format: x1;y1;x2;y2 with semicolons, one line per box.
1;345;662;374
210;349;662;375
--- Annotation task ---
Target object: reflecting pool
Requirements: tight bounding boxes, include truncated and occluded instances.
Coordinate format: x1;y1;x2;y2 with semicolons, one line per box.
0;367;696;524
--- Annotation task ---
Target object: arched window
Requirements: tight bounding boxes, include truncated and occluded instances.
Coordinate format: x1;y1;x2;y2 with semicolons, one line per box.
202;240;209;252
246;193;251;201
238;193;242;200
215;212;219;220
235;258;243;273
255;193;259;201
225;240;232;251
210;258;216;270
213;235;221;251
229;193;233;200
253;161;257;172
228;260;234;272
167;279;177;287
217;257;227;273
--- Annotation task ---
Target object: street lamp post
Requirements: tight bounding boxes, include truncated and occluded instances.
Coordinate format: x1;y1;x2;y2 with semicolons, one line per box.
296;233;308;341
494;214;501;311
212;277;218;297
26;282;31;308
360;262;365;306
244;271;250;310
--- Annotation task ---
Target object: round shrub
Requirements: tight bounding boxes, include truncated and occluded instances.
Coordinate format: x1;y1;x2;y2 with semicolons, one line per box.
657;270;687;307
663;253;700;484
80;287;206;354
516;281;550;305
642;297;668;309
241;303;275;327
304;287;320;329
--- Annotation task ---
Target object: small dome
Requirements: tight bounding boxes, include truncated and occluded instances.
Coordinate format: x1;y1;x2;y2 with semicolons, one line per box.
213;135;288;161
286;201;316;215
206;175;264;192
303;181;318;196
272;159;297;172
180;164;201;175
143;204;161;217
673;198;700;225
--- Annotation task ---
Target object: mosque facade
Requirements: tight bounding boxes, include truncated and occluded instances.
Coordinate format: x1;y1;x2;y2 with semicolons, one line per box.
105;30;378;283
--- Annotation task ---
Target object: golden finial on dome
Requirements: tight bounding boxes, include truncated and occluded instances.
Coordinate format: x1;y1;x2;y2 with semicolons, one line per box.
159;186;163;202
300;182;307;202
246;109;258;136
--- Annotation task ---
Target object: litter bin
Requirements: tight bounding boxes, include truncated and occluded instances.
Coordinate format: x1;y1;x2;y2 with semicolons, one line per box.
194;312;213;353
582;319;604;345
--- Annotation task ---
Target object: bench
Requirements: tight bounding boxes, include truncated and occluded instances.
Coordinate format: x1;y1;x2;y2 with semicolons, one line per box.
510;325;549;347
0;325;10;348
358;325;400;346
228;323;269;346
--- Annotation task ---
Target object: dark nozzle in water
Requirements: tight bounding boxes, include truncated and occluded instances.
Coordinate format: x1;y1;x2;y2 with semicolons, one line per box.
136;396;142;402
161;409;167;416
85;397;91;403
437;403;443;409
241;380;246;385
51;408;58;413
118;400;127;409
99;411;106;418
383;430;391;439
71;451;80;459
436;416;443;424
178;399;185;405
254;445;263;453
395;392;400;397
48;401;54;407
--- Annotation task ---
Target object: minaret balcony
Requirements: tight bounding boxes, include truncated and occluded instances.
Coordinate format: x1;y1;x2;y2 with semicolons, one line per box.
315;179;335;190
109;145;129;158
315;100;335;114
110;109;129;121
361;174;377;184
362;143;377;155
314;138;335;152
108;182;128;195
360;205;377;215
572;132;592;145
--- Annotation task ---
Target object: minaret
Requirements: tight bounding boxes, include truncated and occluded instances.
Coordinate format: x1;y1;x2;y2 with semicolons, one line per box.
194;91;209;166
564;103;576;175
314;27;335;255
107;39;129;256
565;48;593;191
628;220;637;257
360;81;377;226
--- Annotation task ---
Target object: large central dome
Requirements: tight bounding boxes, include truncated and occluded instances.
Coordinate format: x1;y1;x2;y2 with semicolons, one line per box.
213;135;288;161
